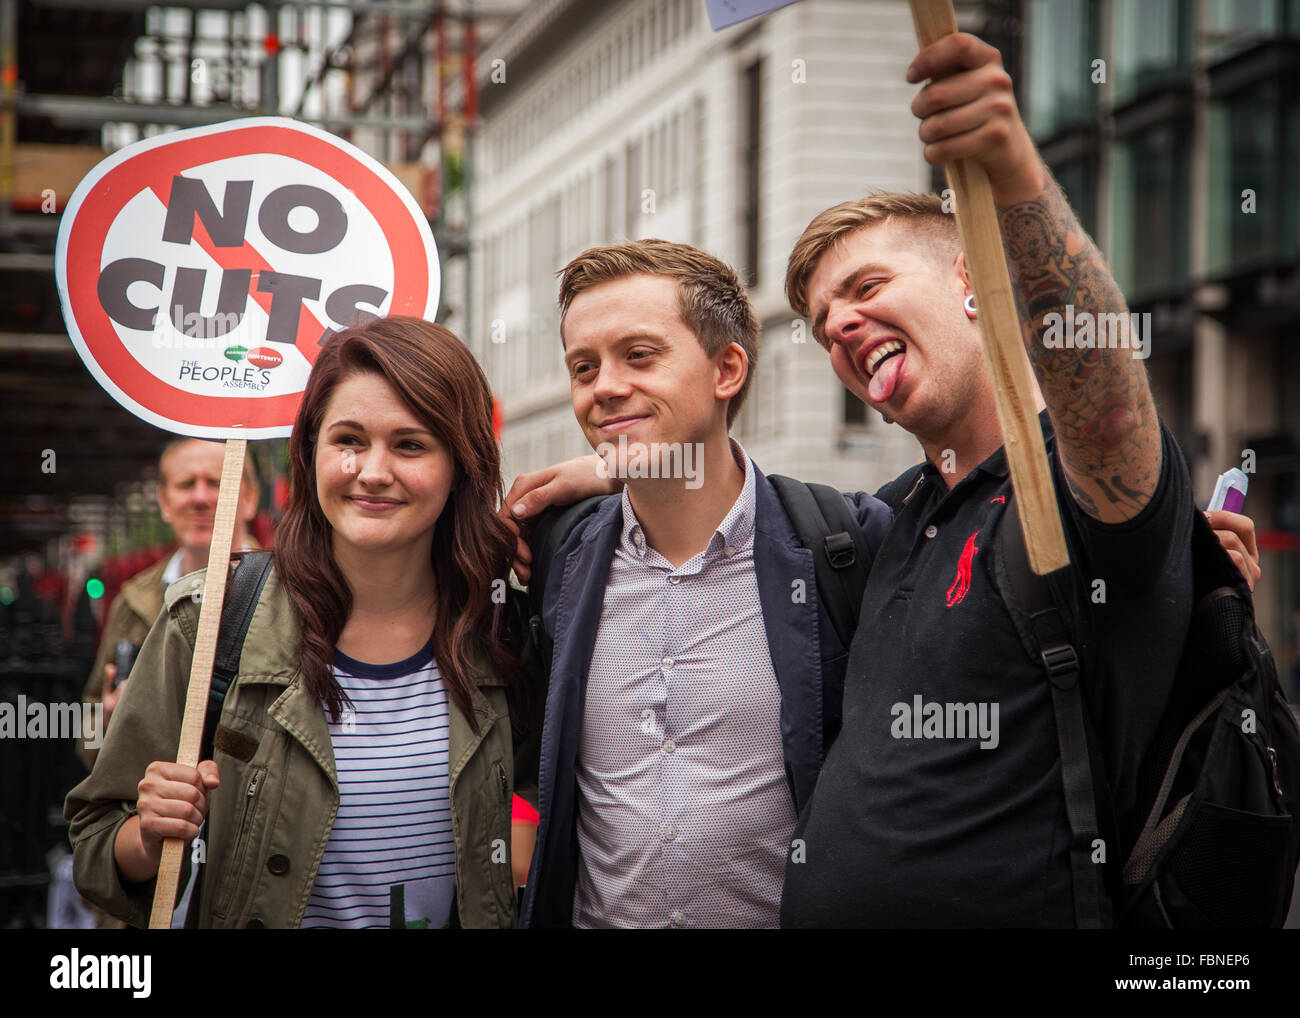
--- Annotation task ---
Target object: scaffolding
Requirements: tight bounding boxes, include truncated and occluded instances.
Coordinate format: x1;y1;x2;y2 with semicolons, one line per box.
0;0;521;558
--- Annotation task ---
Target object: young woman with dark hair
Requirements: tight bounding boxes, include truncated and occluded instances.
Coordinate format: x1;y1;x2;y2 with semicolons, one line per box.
67;317;537;929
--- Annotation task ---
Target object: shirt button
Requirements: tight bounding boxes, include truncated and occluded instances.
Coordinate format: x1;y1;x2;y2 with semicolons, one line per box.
662;656;675;669
924;524;938;538
266;854;290;876
662;738;676;754
668;575;681;585
664;825;678;841
670;910;686;928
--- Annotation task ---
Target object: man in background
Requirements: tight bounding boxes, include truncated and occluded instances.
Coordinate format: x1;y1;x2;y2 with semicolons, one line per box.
77;437;260;772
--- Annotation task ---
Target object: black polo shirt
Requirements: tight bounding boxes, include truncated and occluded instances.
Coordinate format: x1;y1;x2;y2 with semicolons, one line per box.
781;411;1194;927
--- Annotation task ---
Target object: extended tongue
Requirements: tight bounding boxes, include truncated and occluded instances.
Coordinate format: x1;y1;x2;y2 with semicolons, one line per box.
868;350;904;403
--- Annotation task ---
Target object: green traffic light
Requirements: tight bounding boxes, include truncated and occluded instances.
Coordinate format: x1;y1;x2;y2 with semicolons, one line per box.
0;586;13;606
86;578;105;600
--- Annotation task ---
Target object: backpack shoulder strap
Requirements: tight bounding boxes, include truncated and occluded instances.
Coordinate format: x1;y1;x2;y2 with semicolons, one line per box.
991;500;1111;928
769;476;871;651
199;550;274;763
185;549;274;929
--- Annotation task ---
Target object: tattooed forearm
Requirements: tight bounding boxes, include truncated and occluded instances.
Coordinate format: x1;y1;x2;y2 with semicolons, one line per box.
996;169;1161;524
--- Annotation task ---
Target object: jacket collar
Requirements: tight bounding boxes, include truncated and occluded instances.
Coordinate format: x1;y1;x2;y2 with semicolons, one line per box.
120;555;171;622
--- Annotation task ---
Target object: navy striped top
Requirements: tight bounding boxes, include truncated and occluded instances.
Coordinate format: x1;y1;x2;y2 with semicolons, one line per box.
300;638;456;929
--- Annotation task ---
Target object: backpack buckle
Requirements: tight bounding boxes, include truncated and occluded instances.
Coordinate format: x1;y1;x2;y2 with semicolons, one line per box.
1041;644;1079;689
823;532;855;569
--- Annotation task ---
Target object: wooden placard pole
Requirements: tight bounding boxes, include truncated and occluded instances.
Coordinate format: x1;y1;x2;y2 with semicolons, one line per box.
908;0;1070;575
148;437;247;929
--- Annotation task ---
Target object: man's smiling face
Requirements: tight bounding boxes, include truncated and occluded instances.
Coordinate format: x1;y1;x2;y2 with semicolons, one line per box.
562;273;739;456
806;220;986;440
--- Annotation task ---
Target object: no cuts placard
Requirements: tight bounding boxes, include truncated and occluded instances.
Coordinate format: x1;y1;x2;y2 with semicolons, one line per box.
55;117;440;439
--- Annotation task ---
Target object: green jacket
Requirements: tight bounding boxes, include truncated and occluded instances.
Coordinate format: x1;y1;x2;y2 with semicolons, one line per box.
65;560;536;929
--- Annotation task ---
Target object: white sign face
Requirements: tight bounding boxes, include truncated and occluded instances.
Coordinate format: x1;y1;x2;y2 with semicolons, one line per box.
55;118;440;438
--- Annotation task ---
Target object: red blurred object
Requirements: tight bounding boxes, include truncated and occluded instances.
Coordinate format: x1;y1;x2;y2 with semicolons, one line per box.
492;396;503;441
250;511;275;548
263;32;280;55
511;795;538;825
274;476;289;512
1258;531;1299;552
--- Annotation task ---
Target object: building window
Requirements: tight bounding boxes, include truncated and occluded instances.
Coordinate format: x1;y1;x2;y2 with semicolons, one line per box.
1204;0;1286;61
625;137;643;237
692;95;707;246
1050;156;1098;241
1208;75;1300;276
843;389;868;427
1111;0;1194;105
1025;0;1098;139
668;110;681;198
604;154;618;240
738;58;762;288
1110;119;1191;299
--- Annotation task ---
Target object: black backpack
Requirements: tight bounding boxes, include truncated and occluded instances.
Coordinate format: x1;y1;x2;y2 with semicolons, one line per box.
994;497;1300;928
524;479;873;668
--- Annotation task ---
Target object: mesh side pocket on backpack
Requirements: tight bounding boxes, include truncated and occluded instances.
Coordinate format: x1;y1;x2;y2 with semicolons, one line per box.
1160;800;1293;927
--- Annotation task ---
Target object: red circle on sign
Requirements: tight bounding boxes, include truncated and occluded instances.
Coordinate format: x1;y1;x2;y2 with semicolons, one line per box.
247;347;283;369
58;119;438;437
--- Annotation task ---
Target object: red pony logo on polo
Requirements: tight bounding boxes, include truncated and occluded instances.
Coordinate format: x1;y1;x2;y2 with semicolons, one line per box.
946;530;981;607
54;118;439;439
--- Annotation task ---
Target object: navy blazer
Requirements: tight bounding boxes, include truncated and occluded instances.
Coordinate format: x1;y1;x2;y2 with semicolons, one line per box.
519;462;892;928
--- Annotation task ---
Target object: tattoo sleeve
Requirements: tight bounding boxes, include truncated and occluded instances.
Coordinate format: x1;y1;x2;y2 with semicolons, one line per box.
996;170;1162;524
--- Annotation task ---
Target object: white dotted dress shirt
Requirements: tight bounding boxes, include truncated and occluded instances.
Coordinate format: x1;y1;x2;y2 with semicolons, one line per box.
572;444;797;928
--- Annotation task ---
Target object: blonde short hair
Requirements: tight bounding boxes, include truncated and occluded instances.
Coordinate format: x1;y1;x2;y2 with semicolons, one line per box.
785;192;961;321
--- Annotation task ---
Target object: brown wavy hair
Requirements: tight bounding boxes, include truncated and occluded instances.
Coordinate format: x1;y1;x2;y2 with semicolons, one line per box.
274;317;520;731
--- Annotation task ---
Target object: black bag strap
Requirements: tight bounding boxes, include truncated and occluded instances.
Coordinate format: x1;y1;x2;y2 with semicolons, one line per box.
992;500;1111;928
183;550;273;928
769;476;872;651
199;550;274;763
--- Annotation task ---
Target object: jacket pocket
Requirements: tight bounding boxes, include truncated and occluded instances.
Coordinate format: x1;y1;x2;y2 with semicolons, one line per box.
213;764;266;920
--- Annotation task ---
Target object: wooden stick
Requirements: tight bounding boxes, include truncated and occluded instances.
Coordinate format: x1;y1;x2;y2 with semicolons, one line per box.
908;0;1069;575
148;437;247;929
